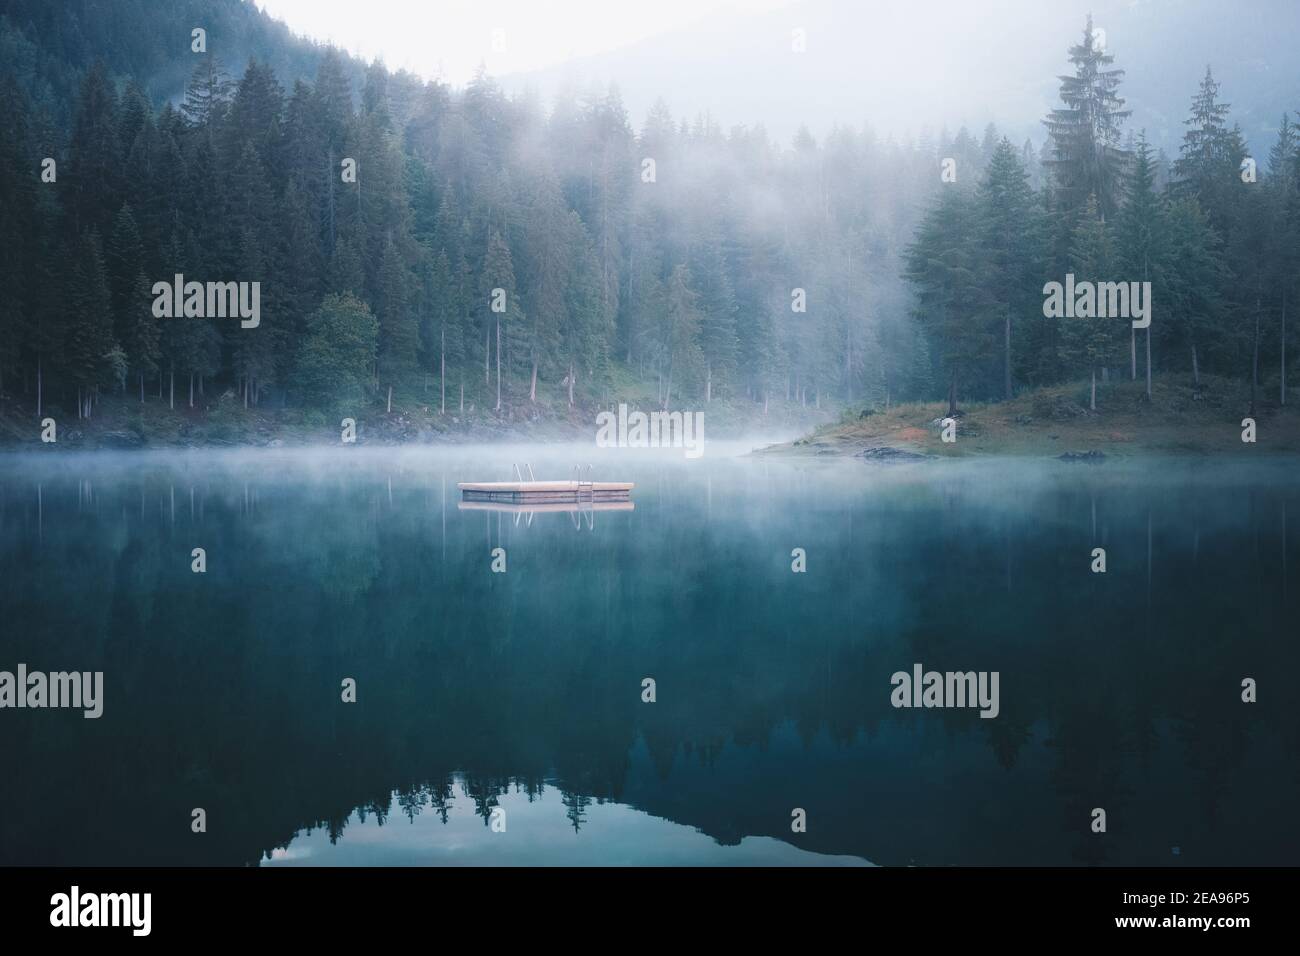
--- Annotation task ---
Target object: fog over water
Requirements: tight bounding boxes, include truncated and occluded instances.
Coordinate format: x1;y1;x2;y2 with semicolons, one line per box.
2;447;1296;865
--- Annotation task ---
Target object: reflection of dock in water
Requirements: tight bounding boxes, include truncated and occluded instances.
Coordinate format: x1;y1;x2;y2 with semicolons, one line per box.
462;494;634;530
458;499;634;513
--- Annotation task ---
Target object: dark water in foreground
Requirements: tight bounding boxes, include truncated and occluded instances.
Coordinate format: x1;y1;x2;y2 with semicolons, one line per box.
1;445;1297;866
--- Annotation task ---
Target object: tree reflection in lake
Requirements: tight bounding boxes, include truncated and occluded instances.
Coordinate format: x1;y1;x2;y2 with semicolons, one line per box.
0;448;1296;865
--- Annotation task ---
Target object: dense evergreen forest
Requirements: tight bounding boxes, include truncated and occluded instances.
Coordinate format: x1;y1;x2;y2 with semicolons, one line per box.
908;19;1299;419
0;1;1295;431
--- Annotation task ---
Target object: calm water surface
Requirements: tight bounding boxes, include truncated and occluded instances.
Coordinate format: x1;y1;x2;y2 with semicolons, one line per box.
1;445;1296;866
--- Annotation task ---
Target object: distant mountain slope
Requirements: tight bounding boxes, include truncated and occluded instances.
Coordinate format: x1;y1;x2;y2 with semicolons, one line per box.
500;0;1300;155
8;0;1293;157
0;0;359;124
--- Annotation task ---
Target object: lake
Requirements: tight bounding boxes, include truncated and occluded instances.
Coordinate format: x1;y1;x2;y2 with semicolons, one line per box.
1;444;1296;866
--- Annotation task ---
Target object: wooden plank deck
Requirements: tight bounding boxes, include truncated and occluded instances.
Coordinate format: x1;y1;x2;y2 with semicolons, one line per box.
458;480;634;504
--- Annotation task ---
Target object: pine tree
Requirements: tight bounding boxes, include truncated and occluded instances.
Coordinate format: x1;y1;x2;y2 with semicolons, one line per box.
122;270;161;401
376;236;419;411
692;243;740;402
67;62;124;236
428;248;460;414
662;264;703;409
1266;115;1298;403
181;55;234;136
1064;195;1123;410
1115;133;1164;396
561;213;607;407
903;185;986;415
482;228;522;409
977;138;1040;400
64;231;120;418
1042;15;1131;220
1172;67;1242;235
1162;198;1225;389
0;74;39;395
106;205;145;347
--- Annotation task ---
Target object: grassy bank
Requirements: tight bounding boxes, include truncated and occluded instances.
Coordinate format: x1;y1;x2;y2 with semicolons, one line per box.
757;374;1300;458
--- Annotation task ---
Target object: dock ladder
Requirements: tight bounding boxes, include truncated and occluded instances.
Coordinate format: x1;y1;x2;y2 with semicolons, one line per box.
571;464;595;529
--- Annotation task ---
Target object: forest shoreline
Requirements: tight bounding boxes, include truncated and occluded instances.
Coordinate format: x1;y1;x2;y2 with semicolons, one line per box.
4;373;1296;458
756;374;1300;459
0;386;832;450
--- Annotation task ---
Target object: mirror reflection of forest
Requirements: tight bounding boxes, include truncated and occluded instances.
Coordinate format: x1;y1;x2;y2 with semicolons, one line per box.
1;448;1296;866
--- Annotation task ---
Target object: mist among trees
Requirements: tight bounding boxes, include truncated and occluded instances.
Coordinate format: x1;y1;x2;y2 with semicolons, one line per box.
0;3;1295;429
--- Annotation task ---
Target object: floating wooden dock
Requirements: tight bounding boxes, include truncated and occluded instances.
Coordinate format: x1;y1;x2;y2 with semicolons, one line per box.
458;480;634;504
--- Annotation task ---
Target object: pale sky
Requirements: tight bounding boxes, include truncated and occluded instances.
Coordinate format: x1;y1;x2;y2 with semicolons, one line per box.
254;0;796;87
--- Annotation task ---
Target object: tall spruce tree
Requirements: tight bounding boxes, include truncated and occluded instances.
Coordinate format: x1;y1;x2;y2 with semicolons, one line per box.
1043;15;1131;221
1115;133;1164;397
904;185;986;416
977;138;1040;400
1065;195;1123;410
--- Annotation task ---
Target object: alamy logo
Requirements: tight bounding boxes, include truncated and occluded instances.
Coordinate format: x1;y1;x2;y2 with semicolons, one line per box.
0;664;103;718
151;274;261;328
890;663;1000;719
50;886;151;936
596;403;704;459
1042;274;1151;329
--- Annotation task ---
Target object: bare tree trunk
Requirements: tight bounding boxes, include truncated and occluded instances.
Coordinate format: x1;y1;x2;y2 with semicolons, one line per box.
706;361;712;403
326;150;336;251
1142;254;1151;397
1004;309;1012;400
440;328;446;415
1090;367;1096;411
459;381;464;415
386;385;392;413
190;372;195;409
1144;326;1152;401
568;362;574;407
1282;289;1288;406
495;320;501;411
529;359;537;403
1250;296;1261;417
485;328;490;385
1192;342;1200;387
169;367;174;410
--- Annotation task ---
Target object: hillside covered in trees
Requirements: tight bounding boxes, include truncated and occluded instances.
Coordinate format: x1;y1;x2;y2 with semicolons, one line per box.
0;1;1295;446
